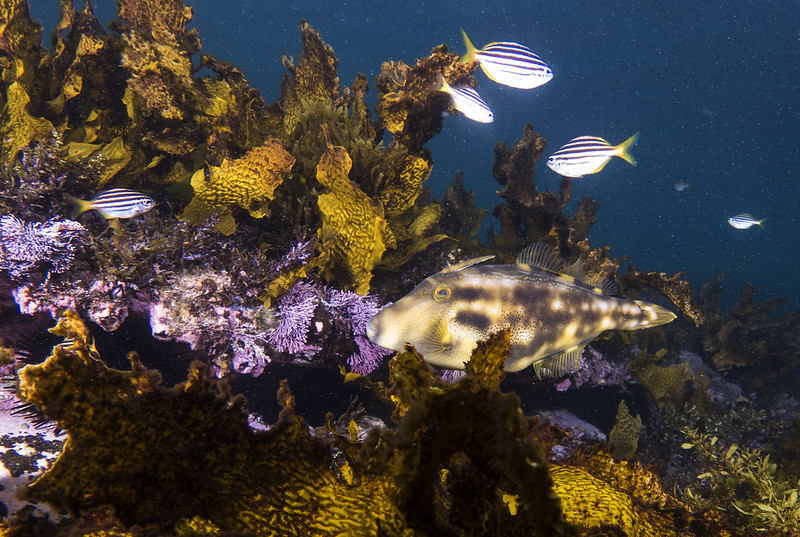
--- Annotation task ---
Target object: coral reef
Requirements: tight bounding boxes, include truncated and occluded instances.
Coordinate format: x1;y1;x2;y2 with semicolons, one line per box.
5;1;799;535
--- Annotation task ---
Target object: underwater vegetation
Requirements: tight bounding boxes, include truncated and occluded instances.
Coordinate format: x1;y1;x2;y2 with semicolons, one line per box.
1;0;799;535
5;313;736;536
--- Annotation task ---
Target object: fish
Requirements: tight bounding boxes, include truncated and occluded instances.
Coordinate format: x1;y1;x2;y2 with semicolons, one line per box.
674;180;690;192
727;214;764;229
433;73;494;123
66;188;155;219
460;29;553;89
367;243;676;377
546;133;640;178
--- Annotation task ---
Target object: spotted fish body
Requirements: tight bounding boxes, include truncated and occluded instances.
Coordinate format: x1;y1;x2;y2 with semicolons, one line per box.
367;244;676;377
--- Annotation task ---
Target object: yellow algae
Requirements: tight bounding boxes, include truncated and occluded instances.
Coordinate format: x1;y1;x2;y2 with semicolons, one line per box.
608;400;643;460
551;465;655;537
0;79;54;162
180;138;295;234
315;136;387;294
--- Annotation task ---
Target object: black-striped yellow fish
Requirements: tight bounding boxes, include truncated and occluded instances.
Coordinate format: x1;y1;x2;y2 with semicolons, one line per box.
434;73;494;123
461;29;553;90
367;243;675;377
66;188;155;219
547;134;639;178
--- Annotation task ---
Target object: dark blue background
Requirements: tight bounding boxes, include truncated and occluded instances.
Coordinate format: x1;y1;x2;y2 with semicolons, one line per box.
32;1;800;310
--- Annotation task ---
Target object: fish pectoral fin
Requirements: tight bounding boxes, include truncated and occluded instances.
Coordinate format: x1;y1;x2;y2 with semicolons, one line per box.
419;317;452;357
532;344;586;379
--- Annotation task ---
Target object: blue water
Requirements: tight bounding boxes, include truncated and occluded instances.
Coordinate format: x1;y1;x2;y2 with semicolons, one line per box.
33;1;800;309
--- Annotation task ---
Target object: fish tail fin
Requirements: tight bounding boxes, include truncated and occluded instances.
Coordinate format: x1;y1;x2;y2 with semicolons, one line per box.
616;132;640;166
460;28;477;63
433;72;448;93
64;193;89;219
758;218;766;228
634;300;676;328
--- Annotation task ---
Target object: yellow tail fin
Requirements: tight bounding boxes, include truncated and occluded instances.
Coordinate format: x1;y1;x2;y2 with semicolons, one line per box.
432;72;449;93
64;193;90;219
634;300;676;328
616;132;640;166
460;28;477;64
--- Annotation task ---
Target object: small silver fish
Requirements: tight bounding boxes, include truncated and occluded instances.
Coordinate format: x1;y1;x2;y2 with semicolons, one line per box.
461;29;553;90
674;180;690;192
367;243;676;377
434;73;494;123
727;214;764;229
66;188;155;219
547;134;639;178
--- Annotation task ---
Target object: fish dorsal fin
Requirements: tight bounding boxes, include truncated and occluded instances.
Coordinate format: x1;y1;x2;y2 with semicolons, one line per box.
515;242;564;273
586;275;620;296
563;259;620;295
532;344;586;379
560;258;587;282
439;255;494;274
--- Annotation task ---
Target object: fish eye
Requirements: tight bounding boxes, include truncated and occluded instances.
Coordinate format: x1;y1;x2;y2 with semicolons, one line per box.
433;284;452;303
548;156;555;163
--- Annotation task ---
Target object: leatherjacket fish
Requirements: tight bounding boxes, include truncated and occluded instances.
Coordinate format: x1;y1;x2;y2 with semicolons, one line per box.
367;243;676;377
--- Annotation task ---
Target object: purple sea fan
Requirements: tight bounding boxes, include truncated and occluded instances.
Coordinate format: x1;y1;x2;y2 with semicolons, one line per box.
0;215;87;279
324;289;393;375
267;280;321;354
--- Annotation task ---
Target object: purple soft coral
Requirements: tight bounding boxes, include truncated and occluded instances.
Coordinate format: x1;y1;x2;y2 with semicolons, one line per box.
348;335;393;375
266;282;392;373
325;289;392;374
267;280;320;354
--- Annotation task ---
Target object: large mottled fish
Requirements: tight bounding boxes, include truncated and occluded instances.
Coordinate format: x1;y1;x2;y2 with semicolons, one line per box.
547;134;639;178
367;243;676;377
66;188;155;219
460;29;553;89
433;73;494;123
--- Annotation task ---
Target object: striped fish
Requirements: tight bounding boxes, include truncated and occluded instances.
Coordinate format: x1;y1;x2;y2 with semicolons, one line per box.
66;188;155;219
546;133;640;178
727;214;764;229
434;73;494;123
461;29;553;90
367;242;675;377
